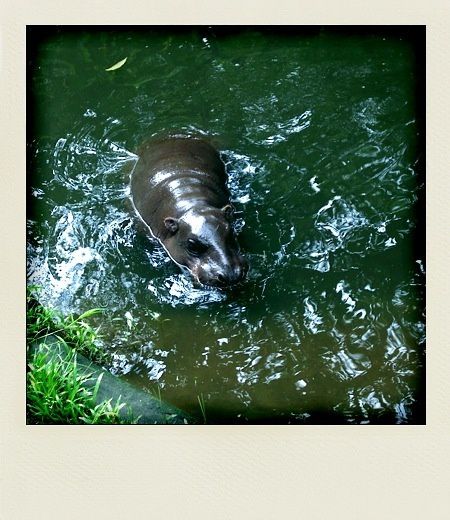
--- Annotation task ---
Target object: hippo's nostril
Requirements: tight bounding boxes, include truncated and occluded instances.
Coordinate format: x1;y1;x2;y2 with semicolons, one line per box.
216;273;227;285
215;261;248;287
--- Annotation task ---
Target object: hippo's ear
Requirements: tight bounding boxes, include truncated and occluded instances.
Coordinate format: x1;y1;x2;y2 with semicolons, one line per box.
221;204;234;221
164;217;179;234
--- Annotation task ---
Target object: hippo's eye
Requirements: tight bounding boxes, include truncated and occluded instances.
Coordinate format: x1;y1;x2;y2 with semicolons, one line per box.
187;238;208;256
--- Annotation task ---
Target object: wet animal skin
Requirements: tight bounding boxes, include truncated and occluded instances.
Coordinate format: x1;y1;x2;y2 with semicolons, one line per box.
130;137;248;287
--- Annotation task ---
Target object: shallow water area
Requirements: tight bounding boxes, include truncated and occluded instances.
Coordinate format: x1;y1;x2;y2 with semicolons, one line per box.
27;27;425;424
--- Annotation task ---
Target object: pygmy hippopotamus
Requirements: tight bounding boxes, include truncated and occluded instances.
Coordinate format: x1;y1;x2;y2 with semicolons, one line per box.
130;137;248;287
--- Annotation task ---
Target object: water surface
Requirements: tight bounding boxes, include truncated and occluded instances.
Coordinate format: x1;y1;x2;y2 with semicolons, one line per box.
27;27;425;424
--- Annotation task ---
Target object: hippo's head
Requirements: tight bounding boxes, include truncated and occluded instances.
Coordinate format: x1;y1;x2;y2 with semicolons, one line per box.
162;205;248;287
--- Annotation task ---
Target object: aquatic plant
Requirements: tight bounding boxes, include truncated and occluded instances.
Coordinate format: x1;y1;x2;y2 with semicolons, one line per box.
197;393;207;424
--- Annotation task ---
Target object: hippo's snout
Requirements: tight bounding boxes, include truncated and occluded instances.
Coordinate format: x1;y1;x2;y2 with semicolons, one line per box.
213;257;249;288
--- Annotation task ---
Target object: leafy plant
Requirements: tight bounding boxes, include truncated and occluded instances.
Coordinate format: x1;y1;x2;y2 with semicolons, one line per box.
27;347;134;425
26;286;139;424
27;286;105;363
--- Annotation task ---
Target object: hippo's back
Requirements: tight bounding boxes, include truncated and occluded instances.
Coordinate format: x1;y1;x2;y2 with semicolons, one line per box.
130;137;230;235
138;138;226;180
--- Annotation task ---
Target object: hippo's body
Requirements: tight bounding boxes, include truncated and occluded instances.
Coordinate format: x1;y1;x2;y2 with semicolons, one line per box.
130;137;247;287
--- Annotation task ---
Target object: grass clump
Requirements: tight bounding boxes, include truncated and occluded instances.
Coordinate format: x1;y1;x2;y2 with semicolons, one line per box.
26;286;137;425
27;286;105;364
27;347;130;424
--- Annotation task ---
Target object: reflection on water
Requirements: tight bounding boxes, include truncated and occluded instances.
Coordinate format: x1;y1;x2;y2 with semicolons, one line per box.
27;27;425;424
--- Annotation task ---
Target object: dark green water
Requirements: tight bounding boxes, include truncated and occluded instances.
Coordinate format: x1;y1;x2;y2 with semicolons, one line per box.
27;27;425;424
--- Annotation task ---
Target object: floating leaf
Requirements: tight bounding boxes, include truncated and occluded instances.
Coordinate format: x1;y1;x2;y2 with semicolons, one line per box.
105;58;127;71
